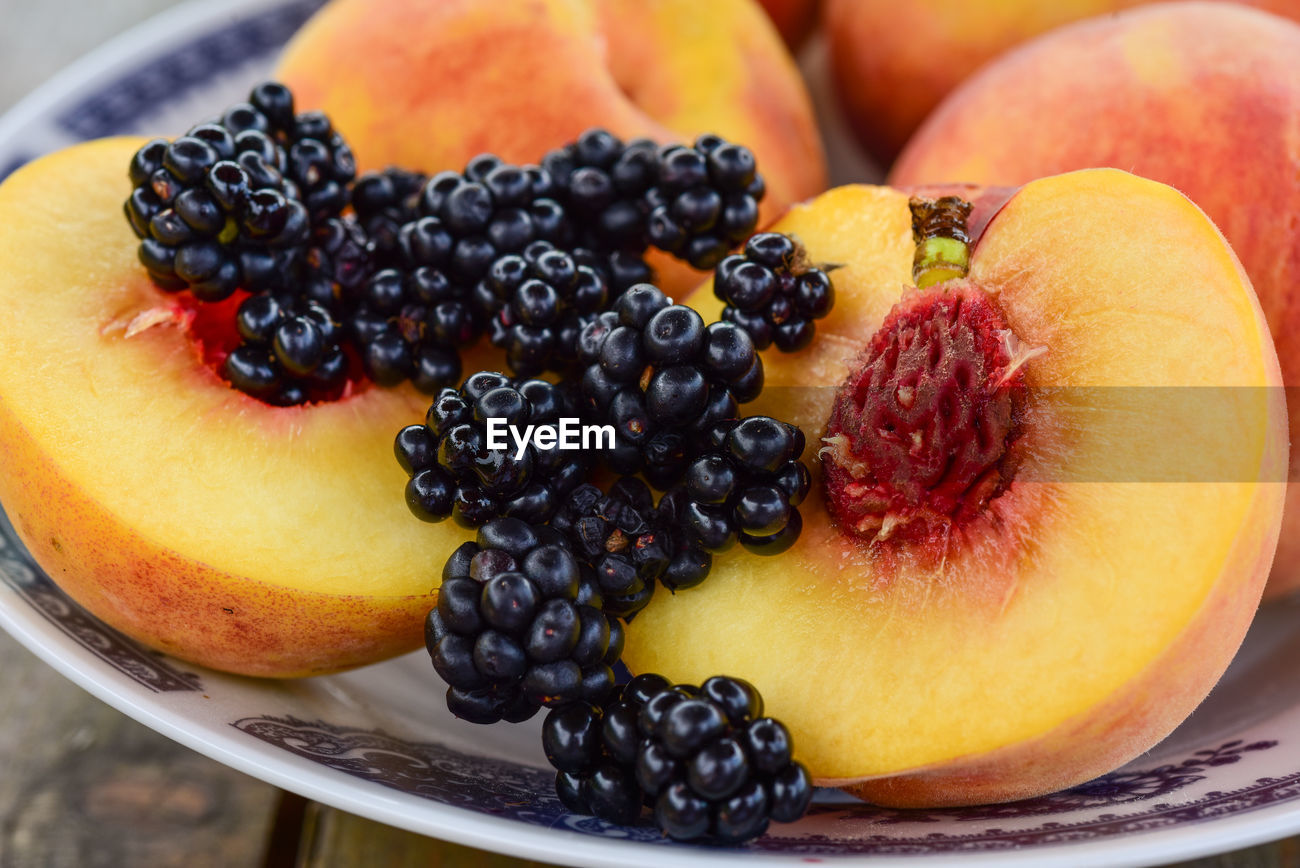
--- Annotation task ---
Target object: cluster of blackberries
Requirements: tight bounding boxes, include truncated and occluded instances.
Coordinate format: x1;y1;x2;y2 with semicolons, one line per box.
395;372;588;528
576;285;763;486
715;233;835;352
679;416;811;556
125;81;352;301
544;674;813;843
425;518;624;724
225;294;347;405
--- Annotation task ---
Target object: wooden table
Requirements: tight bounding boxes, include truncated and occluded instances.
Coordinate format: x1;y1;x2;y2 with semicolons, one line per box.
0;2;1296;865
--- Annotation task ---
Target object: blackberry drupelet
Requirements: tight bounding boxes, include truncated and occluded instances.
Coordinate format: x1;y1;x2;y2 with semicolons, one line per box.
645;134;765;271
715;232;836;352
350;166;427;267
394;372;589;527
550;478;712;616
425;518;625;723
677;416;811;555
543;674;814;842
576;284;763;486
224;292;348;405
542;129;659;257
481;240;609;377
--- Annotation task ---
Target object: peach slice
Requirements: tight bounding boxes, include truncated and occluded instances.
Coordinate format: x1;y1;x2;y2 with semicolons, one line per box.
888;3;1300;596
273;0;827;293
0;139;473;677
622;170;1285;806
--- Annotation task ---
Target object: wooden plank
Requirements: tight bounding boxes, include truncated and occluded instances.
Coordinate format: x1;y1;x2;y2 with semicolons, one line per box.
0;632;279;867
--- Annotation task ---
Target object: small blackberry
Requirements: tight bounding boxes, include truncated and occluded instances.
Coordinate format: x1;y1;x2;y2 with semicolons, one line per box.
224;293;347;405
677;416;811;555
646;134;765;271
715;233;835;352
426;518;625;724
300;214;375;310
350;166;427;267
482;241;609;377
576;285;763;486
543;674;814;842
542;129;659;256
394;372;589;527
551;478;712;616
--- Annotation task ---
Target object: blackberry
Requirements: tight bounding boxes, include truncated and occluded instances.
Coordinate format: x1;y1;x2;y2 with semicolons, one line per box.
542;129;659;256
300;214;375;310
126;129;307;299
551;478;712;616
677;416;811;555
124;81;354;299
482;241;609;377
544;673;670;825
544;674;814;842
351;167;427;267
715;232;835;352
646;134;765;270
576;285;763;486
224;293;347;405
394;372;589;527
349;264;471;393
425;518;625;723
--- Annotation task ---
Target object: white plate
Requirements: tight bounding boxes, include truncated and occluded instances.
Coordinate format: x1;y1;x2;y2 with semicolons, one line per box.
3;1;1300;865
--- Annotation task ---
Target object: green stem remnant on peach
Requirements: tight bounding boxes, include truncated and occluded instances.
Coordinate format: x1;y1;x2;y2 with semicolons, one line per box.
821;280;1039;548
910;195;973;289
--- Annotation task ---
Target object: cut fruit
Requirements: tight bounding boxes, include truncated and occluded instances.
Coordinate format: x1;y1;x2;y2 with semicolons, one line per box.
623;170;1286;806
0;138;474;677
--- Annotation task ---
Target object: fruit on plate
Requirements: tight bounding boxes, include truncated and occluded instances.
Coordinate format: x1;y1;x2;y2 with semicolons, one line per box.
889;2;1300;598
0;138;477;677
621;170;1286;806
826;0;1300;165
274;0;826;291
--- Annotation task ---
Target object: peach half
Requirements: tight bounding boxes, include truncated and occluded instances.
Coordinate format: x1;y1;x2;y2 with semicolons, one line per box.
889;3;1300;596
0;138;473;677
274;0;827;293
622;170;1286;806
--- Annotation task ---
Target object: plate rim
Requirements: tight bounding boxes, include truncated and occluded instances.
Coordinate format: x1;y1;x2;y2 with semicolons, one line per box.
1;0;1299;864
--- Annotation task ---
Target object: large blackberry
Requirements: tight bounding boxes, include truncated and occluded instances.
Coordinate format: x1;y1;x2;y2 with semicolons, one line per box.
550;478;712;617
715;233;835;352
124;81;354;300
394;372;589;527
426;518;625;724
481;241;609;377
224;293;347;406
677;416;811;555
576;285;763;486
350;166;427;267
542;129;659;256
646;134;765;270
125;128;308;299
543;674;814;842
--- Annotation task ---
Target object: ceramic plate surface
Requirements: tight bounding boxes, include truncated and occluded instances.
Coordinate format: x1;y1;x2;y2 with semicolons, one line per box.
3;1;1300;865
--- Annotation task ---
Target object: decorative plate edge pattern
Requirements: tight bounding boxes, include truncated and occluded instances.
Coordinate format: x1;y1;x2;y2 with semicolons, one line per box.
230;715;1290;854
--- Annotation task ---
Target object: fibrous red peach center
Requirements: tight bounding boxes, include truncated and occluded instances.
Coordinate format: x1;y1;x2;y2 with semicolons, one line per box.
822;280;1039;545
